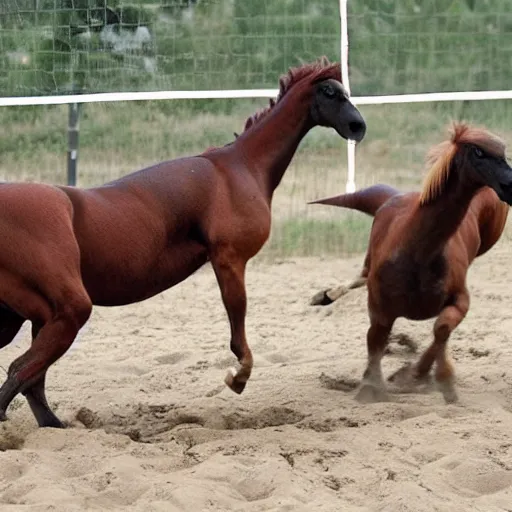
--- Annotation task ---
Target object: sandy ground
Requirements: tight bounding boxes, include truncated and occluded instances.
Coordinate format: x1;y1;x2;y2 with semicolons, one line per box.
1;240;512;511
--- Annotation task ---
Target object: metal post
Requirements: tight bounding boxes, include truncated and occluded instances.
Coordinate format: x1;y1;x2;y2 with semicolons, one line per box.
67;102;80;186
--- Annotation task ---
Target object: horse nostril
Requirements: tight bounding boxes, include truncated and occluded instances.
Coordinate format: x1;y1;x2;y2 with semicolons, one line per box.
349;120;364;133
349;120;366;141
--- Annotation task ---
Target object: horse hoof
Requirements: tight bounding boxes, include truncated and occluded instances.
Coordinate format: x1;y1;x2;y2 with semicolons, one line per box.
355;384;389;404
224;367;247;394
40;417;66;429
438;381;459;404
388;333;418;353
387;362;414;385
388;364;434;394
0;410;7;422
310;290;333;306
443;391;459;404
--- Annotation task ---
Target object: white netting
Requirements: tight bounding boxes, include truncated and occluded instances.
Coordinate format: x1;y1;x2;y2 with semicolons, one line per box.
0;0;340;97
347;0;512;96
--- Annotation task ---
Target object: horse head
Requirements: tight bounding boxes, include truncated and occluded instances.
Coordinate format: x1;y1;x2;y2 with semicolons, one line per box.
276;56;366;142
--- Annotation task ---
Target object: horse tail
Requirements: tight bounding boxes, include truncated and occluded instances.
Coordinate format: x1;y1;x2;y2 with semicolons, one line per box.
308;184;400;217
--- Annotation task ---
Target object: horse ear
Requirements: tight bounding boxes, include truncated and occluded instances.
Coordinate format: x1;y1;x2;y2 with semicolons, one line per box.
278;76;287;98
269;98;276;108
318;55;330;67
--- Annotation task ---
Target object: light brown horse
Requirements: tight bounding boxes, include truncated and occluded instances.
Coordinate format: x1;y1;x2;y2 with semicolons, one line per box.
0;57;366;428
309;123;512;404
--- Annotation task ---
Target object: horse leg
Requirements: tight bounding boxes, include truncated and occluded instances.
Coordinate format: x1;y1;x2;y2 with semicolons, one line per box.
311;254;370;306
0;286;92;425
210;249;252;394
20;323;64;428
355;319;394;403
422;295;469;403
310;275;367;305
22;372;62;428
0;313;61;427
389;293;469;403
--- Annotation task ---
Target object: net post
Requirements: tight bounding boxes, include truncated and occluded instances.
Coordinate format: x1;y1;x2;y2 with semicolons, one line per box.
67;102;80;186
346;140;356;193
339;0;356;193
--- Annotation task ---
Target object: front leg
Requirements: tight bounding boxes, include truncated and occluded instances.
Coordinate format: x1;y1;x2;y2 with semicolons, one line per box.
210;246;252;394
389;291;469;403
355;319;394;403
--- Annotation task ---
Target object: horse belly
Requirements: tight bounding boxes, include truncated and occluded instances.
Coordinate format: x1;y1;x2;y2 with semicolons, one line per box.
82;242;208;307
375;254;448;321
402;292;446;320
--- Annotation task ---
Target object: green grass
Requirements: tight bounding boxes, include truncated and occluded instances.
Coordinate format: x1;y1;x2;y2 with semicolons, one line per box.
3;1;510;96
2;1;512;260
2;98;512;259
263;214;373;259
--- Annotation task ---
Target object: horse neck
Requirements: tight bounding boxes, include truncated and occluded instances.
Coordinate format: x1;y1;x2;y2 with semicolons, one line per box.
408;173;480;261
472;188;509;254
235;90;312;200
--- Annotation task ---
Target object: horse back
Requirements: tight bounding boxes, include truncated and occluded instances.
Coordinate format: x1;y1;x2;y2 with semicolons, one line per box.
56;158;217;269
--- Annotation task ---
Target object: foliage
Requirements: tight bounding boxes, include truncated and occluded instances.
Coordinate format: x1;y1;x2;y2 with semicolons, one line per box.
2;0;512;98
349;0;512;94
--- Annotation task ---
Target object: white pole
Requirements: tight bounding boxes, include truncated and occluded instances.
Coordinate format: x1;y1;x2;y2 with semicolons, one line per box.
340;0;356;193
340;0;351;96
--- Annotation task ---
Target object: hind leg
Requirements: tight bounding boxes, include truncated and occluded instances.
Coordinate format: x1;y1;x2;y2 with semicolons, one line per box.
311;255;369;306
389;293;469;403
310;275;367;305
355;319;394;403
0;308;25;418
21;323;64;428
0;311;55;425
0;310;91;426
0;285;92;426
22;372;62;428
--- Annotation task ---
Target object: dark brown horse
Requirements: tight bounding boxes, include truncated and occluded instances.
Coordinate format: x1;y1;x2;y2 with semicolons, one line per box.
0;57;366;428
309;123;512;404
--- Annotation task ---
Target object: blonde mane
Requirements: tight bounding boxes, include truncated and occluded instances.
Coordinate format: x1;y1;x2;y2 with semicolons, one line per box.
419;122;506;205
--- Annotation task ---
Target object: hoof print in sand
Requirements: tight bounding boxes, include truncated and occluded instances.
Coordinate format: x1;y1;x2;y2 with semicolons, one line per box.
319;372;359;392
155;351;191;365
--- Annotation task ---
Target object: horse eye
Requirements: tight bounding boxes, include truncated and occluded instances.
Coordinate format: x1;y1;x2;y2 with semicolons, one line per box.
322;84;336;98
473;147;484;158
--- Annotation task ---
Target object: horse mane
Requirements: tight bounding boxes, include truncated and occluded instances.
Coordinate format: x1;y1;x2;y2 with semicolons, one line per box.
276;56;341;102
242;99;275;132
419;122;506;205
